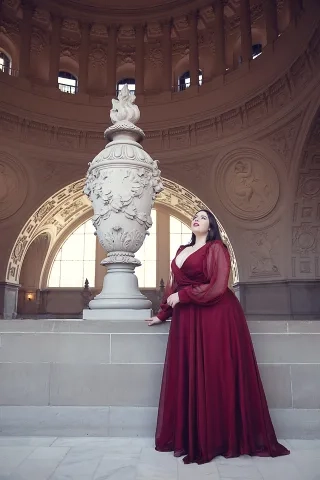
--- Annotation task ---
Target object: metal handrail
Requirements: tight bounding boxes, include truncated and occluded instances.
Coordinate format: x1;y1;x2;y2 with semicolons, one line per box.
58;82;78;94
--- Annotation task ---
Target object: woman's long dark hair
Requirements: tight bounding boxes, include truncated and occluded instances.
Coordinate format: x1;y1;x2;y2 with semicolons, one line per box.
189;209;223;246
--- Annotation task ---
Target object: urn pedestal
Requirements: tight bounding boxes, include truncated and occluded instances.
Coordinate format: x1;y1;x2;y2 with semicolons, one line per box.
83;86;163;320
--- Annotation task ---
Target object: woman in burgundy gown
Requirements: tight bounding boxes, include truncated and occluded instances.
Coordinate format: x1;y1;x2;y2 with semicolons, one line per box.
147;210;289;465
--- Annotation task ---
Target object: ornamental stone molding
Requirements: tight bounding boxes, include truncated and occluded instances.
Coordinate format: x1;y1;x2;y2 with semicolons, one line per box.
0;151;28;220
6;177;239;288
243;224;282;278
89;44;107;67
259;114;303;170
30;27;47;55
0;19;20;40
32;8;51;25
215;148;280;221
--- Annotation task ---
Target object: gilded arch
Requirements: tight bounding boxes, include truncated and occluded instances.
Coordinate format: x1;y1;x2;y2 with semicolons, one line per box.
6;178;239;286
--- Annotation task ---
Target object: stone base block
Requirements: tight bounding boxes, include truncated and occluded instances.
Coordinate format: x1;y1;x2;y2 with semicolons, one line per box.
83;308;152;320
0;406;319;439
234;280;320;319
0;282;20;319
1;319;320;440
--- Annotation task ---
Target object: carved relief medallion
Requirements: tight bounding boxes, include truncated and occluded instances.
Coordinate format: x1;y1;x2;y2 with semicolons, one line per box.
216;149;280;220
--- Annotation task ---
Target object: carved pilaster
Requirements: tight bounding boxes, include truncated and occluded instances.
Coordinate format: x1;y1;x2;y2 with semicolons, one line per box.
214;0;226;75
107;24;117;96
288;0;303;25
240;0;252;62
48;15;62;87
188;11;199;86
79;22;91;94
263;0;278;44
135;24;145;95
162;20;172;91
19;0;35;77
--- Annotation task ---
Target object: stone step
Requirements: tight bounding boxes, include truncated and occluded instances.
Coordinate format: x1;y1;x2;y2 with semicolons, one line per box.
0;319;319;439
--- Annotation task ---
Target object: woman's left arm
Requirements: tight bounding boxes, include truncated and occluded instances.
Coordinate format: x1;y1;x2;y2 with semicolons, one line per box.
178;241;230;305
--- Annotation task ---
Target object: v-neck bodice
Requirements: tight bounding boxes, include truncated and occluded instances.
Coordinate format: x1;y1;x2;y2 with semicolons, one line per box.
174;243;207;270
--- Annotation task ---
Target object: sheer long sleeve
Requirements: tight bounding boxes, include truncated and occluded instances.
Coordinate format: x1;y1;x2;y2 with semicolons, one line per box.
178;241;230;305
156;278;174;322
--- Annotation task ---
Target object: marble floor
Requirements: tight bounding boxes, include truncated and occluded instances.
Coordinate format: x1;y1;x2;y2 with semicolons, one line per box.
0;437;319;480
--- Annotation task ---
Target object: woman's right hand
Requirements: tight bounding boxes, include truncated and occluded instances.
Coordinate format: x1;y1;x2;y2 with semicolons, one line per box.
145;316;163;326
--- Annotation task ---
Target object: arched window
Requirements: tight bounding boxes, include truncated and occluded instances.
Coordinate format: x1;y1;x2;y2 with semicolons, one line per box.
48;219;96;287
252;43;263;59
47;210;196;289
135;209;157;288
58;71;78;94
178;70;203;91
0;51;11;74
117;78;135;95
170;215;192;260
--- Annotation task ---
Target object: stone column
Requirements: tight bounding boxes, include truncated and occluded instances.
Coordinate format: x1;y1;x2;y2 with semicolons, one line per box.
107;24;117;96
19;1;34;78
156;209;170;287
83;85;164;320
162;20;172;92
188;12;199;86
263;0;278;44
135;24;145;96
239;0;252;62
214;0;226;75
79;22;90;94
48;15;62;87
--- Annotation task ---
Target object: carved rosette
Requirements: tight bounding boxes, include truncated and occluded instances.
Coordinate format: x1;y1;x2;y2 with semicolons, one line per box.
84;85;164;266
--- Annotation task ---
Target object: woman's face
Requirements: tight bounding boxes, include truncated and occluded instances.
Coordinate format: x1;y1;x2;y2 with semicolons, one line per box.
191;211;209;235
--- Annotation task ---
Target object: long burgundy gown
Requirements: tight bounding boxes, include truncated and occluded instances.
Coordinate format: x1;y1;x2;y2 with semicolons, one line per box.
155;240;289;464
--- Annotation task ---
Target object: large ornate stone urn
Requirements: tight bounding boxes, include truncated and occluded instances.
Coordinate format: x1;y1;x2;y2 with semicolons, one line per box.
83;85;163;320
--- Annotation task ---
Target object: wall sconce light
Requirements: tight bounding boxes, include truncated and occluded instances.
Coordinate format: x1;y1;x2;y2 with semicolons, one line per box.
26;293;34;302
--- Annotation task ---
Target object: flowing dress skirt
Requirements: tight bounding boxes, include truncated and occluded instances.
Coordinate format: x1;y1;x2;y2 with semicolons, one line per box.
155;289;289;464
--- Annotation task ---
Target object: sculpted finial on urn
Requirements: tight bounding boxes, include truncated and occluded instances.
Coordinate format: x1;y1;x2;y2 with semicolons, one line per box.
110;85;140;125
